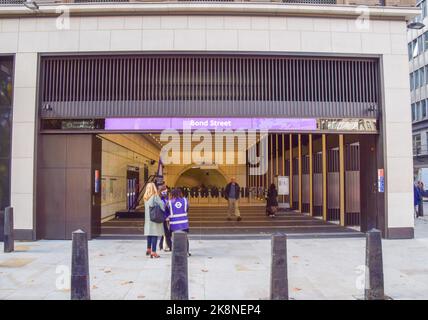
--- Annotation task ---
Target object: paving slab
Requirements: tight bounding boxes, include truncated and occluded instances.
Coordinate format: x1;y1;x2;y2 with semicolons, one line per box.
1;216;428;299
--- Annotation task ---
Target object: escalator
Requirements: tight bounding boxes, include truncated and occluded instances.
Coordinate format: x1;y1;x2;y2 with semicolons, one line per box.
114;174;158;219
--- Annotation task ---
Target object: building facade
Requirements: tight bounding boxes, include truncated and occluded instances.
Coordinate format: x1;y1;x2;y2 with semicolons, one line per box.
407;0;428;177
0;0;418;240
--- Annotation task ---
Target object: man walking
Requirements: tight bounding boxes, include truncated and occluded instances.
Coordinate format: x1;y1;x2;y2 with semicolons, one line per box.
225;177;242;221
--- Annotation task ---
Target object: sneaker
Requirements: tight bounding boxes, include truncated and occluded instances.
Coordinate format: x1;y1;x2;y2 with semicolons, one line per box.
188;252;192;257
146;249;151;256
150;252;160;259
237;216;242;222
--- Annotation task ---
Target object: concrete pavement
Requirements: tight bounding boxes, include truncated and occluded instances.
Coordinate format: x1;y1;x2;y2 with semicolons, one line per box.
1;216;428;300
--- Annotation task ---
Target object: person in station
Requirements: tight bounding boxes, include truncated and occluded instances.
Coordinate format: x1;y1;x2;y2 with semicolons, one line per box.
158;184;172;252
200;184;208;198
266;183;279;218
224;177;242;221
190;186;198;198
143;182;165;259
417;181;426;217
220;187;225;198
211;186;219;198
414;181;422;218
182;186;189;198
167;188;191;256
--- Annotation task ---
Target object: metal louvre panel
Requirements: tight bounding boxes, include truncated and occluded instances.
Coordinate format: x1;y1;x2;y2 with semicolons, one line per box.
313;173;323;206
327;149;339;210
313;152;323;207
302;174;310;204
345;143;360;216
302;155;310;204
292;158;299;208
345;171;360;213
40;55;380;119
327;173;340;209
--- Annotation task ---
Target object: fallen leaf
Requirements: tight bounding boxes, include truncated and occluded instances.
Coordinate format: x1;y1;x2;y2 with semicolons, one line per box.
292;287;302;292
15;245;30;251
0;258;34;268
137;295;145;299
121;280;134;285
92;285;98;289
201;269;209;272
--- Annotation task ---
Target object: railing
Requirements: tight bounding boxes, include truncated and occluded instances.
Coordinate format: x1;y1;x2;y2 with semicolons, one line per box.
414;145;428;156
0;0;418;6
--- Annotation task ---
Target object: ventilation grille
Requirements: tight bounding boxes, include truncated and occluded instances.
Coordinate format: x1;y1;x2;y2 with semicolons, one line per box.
41;55;379;103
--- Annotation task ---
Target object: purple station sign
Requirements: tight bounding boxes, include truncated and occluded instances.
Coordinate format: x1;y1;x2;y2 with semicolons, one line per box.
105;117;317;131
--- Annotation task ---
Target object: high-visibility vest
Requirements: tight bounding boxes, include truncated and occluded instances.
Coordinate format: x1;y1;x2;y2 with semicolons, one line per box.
168;198;189;232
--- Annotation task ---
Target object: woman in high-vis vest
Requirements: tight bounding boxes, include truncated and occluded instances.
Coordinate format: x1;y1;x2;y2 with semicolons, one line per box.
143;182;165;259
167;188;191;256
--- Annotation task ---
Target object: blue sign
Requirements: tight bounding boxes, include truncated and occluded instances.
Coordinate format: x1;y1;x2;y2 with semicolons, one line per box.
378;169;384;193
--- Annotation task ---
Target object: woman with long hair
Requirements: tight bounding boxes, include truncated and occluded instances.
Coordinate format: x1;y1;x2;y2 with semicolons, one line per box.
143;182;165;258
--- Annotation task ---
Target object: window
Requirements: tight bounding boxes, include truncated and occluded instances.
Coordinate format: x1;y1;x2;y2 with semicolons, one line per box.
423;0;427;19
414;134;422;155
412;103;416;121
417;101;422;120
0;57;13;210
418;36;424;55
409;42;413;60
425;66;428;84
417;0;427;21
424;33;428;52
419;68;425;87
410;72;415;91
422;99;427;118
415;70;420;88
413;39;419;58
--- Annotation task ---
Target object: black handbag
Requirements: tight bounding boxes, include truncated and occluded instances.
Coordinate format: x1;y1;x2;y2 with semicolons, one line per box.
149;203;165;223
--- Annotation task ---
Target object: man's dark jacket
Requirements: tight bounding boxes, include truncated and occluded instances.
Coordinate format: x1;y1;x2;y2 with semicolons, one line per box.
224;182;240;200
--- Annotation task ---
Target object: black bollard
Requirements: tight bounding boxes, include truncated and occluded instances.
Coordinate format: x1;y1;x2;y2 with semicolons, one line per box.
4;207;14;253
365;229;384;300
171;231;188;300
270;233;288;300
71;229;90;300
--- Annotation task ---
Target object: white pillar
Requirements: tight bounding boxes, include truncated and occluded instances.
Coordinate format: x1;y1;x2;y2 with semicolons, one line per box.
382;51;415;235
10;52;38;235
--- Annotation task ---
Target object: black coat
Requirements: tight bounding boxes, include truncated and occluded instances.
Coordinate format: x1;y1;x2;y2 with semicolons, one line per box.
266;188;278;207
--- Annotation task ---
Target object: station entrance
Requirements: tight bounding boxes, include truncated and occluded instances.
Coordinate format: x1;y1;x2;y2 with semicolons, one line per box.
35;54;383;240
36;129;379;239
